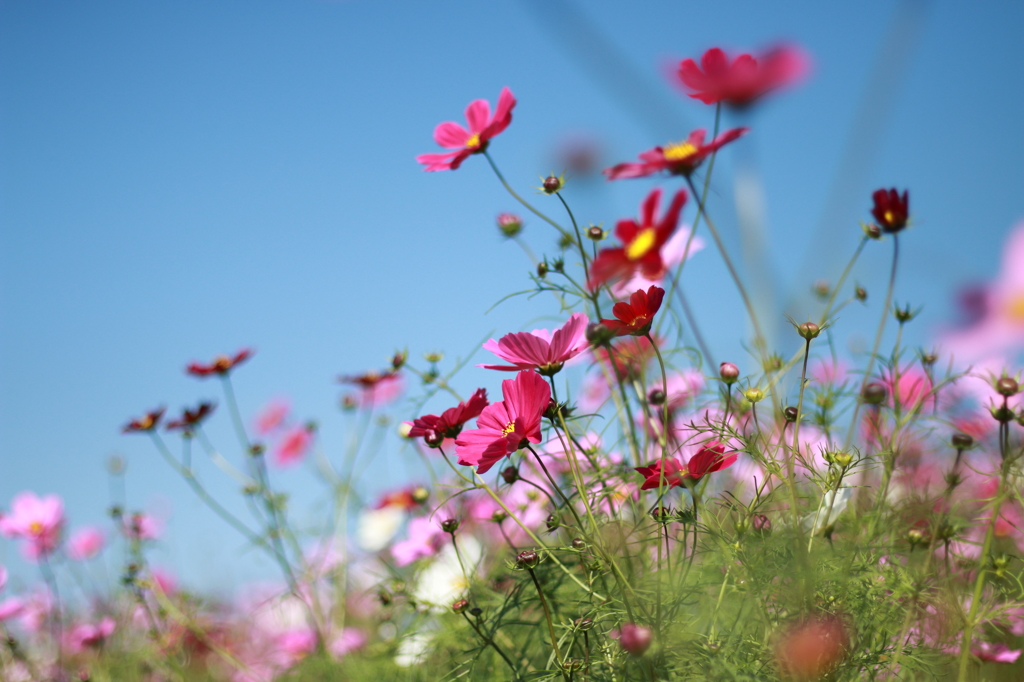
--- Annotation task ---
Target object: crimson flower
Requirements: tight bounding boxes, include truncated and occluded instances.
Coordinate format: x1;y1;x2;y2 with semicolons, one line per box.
123;407;166;434
634;441;736;489
186;349;252;378
481;313;589;376
455;371;550;474
338;369;404;408
408;388;489;447
588;188;687;290
165;402;215;432
416;87;516;171
871;188;909;234
676;45;808;108
604;128;747;180
601;286;665;337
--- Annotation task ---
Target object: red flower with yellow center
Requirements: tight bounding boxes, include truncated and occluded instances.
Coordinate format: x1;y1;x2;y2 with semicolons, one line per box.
870;188;909;234
186;349;252;378
123;407;166;434
416;87;516;172
604;128;747;180
601;286;665;337
588;188;687;290
634;442;736;489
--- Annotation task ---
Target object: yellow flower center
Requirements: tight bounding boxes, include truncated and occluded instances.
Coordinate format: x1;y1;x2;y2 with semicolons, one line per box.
883;210;894;224
465;133;481;149
1005;293;1024;323
662;141;698;161
502;421;516;436
626;228;657;260
29;521;44;536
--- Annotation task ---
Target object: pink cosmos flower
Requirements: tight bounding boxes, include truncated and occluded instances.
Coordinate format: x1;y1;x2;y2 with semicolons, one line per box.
67;616;116;653
391;516;446;566
67;526;105;561
0;598;23;622
611;623;653;656
407;388;489;446
942;222;1024;363
274;425;312;467
330;627;367;658
588;188;687;290
0;492;65;560
416;87;516;171
634;442;737;489
971;641;1022;664
676;45;809;107
124;512;162;541
481;313;590;376
604;127;747;179
455;370;551;474
255;399;291;435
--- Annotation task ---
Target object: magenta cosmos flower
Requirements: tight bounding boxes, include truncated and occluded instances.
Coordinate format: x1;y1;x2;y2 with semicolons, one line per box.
407;388;489;447
0;492;65;560
604;127;747;180
481;312;589;376
416;87;516;171
677;45;808;107
588;188;687;290
634;441;736;490
455;370;550;474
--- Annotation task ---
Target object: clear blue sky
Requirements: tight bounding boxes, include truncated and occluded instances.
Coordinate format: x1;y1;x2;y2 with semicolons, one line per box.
1;0;1021;591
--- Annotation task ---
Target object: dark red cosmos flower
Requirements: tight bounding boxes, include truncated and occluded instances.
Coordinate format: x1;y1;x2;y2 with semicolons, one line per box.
596;334;658;381
604;128;748;180
601;286;665;337
186;349;252;378
871;188;909;233
165;402;216;431
408;388;489;447
588;188;687;290
676;45;808;108
123;408;166;434
634;441;736;489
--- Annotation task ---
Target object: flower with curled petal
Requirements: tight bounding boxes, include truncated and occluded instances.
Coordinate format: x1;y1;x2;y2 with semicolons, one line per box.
407;388;489;447
600;286;665;337
417;87;516;171
480;313;589;376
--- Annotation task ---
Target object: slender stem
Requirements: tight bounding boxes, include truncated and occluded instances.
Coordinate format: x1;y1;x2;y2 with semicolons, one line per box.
38;554;63;677
462;612;521;679
845;234;899;449
483;150;572;240
788;338;814;540
668;271;715;369
555;191;596;314
527;566;567;678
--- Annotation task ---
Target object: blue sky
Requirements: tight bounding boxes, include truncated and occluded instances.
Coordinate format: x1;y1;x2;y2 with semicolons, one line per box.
1;0;1021;591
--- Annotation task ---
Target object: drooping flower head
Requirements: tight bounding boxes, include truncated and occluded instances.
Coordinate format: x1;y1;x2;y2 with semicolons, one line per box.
165;401;215;432
416;87;516;171
588;188;687;290
676;45;809;108
186;348;252;378
122;407;166;433
604;128;747;180
870;188;909;234
407;388;489;447
634;441;736;489
481;313;590;376
600;286;665;337
455;370;550;474
0;492;65;560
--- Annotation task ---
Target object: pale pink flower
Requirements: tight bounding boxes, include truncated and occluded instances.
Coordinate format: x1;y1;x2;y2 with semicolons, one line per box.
0;492;64;560
0;597;24;622
124;512;162;541
391;516;446;566
67;526;105;561
67;616;116;652
274;426;312;467
255;398;291;435
480;313;590;375
330;627;367;658
941;221;1024;362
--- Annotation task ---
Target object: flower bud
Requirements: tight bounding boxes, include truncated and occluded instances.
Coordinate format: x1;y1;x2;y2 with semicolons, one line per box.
501;466;519;484
575;617;594;631
496;212;523;238
536;261;549;278
863;222;882;240
587;225;605;241
990;403;1015;424
586;322;615;347
249;443;265;457
812;280;830;299
551;258;564;273
423;351;444;363
490;509;508;523
440;518;460;534
571;538;586;550
893;304;916;323
862;383;887;405
469;607;483;617
423;429;444;448
542;175;564;194
784;406;799;423
951;432;973;450
648;389;666;406
752;514;771;533
832;452;853;468
391;350;407;370
650;506;673;524
920;351;937;366
906;528;926;546
797;322;820;340
341;395;358;411
719;362;740;383
854;286;867;302
545;514;560;532
452;599;469;614
996;377;1019;397
744;388;765;403
763;354;784;373
564;659;583;671
516;550;540;569
616;623;653;656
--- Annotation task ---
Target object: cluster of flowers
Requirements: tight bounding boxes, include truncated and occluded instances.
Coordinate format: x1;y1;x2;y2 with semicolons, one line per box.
2;42;1023;682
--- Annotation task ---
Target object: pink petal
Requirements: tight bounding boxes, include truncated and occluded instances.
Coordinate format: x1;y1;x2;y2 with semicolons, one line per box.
433;122;470;149
464;98;491;134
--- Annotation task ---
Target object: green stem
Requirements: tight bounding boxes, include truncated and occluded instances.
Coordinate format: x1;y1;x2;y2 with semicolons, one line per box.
483;150;571;241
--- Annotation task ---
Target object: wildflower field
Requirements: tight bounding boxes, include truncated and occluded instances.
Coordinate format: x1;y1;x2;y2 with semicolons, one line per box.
1;3;1023;681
